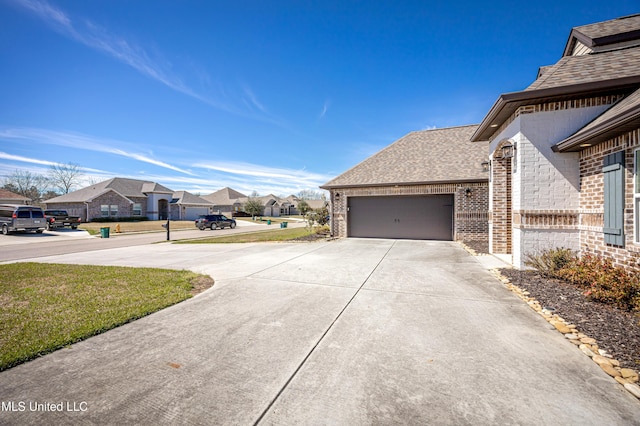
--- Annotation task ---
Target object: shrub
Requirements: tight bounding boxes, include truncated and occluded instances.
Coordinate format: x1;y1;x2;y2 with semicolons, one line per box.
524;248;576;278
526;249;640;312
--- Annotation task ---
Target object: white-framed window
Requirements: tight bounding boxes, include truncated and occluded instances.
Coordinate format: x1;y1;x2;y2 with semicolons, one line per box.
109;205;118;217
133;203;142;216
101;205;109;217
635;149;640;243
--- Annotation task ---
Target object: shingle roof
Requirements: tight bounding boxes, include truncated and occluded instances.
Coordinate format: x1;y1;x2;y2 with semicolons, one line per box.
202;187;247;205
171;191;213;205
321;125;487;189
555;88;640;151
527;46;640;91
141;181;174;194
563;14;640;56
0;189;30;202
573;14;640;43
44;178;175;203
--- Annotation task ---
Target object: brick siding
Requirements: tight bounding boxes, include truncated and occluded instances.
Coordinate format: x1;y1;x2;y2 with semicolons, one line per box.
491;155;512;254
579;128;640;269
329;182;489;241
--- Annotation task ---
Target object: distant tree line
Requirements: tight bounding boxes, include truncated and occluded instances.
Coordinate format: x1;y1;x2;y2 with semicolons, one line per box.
1;163;83;204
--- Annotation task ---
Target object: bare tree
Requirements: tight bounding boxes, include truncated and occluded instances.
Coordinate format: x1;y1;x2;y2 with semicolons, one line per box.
49;163;83;194
2;170;49;202
297;189;326;200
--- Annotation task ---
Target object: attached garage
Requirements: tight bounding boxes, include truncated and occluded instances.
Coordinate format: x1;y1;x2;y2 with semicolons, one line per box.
184;207;209;220
348;195;453;240
321;125;489;243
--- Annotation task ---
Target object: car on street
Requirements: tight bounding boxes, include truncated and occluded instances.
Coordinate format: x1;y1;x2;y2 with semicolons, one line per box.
0;204;46;234
195;214;236;230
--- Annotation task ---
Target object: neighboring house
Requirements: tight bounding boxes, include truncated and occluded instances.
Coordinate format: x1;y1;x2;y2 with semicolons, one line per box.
470;14;640;269
321;125;489;241
253;194;282;217
303;199;329;211
281;195;300;215
170;191;214;220
0;189;31;205
44;177;211;222
204;188;306;217
202;187;247;216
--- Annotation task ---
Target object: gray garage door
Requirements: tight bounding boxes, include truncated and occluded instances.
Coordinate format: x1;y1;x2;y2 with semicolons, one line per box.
185;207;210;221
348;195;453;240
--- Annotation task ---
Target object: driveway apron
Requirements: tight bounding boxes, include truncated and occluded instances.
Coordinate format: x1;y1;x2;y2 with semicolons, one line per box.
1;239;639;425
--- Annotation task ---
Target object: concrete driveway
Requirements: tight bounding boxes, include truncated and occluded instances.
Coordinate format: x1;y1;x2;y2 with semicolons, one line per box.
1;239;639;425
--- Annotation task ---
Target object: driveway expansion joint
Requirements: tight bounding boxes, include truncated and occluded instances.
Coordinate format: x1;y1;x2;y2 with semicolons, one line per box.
252;240;397;425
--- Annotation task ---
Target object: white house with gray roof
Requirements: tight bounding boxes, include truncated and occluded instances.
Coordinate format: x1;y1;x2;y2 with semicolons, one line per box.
471;14;640;269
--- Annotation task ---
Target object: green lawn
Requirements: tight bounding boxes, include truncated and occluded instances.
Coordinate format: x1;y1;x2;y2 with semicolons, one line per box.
0;263;213;371
179;226;325;243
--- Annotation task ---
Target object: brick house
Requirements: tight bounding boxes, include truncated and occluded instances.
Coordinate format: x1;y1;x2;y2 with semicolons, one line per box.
0;189;31;205
321;125;489;242
471;14;640;269
44;177;212;222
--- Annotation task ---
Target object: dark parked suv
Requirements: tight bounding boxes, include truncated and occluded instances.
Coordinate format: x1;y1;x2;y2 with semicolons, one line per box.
195;214;236;230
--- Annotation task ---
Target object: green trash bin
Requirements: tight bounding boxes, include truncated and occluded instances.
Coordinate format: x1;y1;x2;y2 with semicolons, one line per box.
267;220;271;225
280;222;288;228
100;227;110;238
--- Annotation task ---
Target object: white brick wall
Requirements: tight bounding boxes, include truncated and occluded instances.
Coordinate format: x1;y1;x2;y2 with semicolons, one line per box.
489;105;611;267
515;229;580;268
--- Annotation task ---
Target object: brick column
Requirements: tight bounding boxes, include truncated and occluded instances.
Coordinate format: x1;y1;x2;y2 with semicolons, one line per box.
492;157;512;254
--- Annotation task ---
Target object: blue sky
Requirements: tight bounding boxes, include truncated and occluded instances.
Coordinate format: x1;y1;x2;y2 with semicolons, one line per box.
1;1;638;197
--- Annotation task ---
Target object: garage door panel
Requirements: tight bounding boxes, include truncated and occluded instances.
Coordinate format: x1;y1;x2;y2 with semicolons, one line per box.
348;195;453;240
185;207;209;221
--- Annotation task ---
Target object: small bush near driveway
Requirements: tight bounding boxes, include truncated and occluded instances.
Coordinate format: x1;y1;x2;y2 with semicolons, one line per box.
526;249;640;311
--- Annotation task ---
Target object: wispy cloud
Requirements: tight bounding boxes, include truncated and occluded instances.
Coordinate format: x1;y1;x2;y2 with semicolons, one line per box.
319;99;331;120
193;160;333;188
0;126;331;194
0;126;194;175
0;151;107;174
0;151;58;167
10;0;284;123
242;85;267;113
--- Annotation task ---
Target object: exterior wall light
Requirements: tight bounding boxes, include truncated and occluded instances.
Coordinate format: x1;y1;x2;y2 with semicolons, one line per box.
481;160;490;172
501;141;514;159
465;188;472;197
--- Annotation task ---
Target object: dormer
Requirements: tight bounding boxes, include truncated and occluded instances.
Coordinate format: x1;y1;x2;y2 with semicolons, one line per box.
562;14;640;57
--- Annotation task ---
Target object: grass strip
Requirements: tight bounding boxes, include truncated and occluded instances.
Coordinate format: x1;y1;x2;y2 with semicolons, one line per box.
0;263;211;371
178;227;315;243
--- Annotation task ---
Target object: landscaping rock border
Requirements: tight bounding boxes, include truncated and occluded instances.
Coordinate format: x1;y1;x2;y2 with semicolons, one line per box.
458;241;640;401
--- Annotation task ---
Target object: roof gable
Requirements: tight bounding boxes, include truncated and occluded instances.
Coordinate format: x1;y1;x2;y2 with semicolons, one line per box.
0;189;30;202
43;177;175;204
171;191;213;205
202;187;247;205
527;46;640;91
563;14;640;56
322;125;486;189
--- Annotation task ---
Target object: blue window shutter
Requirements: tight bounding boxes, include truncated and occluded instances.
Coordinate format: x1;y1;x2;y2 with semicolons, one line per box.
603;151;625;246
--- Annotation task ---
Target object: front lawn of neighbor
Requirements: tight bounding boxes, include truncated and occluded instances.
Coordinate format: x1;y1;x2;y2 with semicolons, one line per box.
179;226;327;243
80;220;196;235
0;263;213;371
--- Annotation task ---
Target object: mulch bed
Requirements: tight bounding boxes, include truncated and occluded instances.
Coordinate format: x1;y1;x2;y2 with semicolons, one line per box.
499;269;640;369
462;239;640;369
